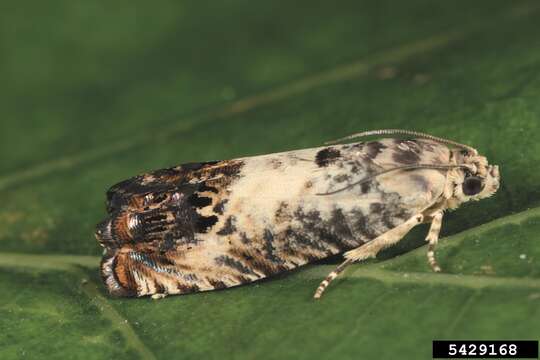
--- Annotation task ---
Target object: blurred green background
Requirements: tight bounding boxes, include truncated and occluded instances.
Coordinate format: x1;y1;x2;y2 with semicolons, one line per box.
1;1;540;359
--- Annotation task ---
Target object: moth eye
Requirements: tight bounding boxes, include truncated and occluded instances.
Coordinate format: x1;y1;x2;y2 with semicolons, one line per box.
462;176;484;196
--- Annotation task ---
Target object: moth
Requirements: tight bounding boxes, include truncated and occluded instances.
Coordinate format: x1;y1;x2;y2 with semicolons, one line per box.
95;129;500;299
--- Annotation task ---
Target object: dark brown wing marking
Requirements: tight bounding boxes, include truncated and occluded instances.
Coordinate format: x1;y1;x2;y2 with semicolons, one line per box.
105;160;241;213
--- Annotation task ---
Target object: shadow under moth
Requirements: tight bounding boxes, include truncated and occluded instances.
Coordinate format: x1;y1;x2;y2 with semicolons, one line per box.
95;129;500;299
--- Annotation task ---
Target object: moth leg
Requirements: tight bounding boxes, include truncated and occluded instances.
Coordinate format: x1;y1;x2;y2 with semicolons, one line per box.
314;214;424;299
426;210;444;273
151;293;168;300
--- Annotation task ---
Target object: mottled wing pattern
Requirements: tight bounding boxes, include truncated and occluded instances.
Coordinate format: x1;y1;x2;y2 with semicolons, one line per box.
96;139;451;297
97;160;245;296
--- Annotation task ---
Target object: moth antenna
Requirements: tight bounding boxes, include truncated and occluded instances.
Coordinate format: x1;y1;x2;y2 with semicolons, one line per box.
317;164;472;196
326;129;478;155
314;259;353;299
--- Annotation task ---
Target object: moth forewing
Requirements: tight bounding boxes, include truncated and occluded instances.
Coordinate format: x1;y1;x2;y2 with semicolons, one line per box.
95;130;500;299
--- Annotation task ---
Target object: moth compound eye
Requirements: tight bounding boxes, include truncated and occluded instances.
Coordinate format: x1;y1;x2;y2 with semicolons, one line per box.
462;176;484;196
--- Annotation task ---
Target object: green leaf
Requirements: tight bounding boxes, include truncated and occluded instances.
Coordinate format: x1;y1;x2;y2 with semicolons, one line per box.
1;1;540;359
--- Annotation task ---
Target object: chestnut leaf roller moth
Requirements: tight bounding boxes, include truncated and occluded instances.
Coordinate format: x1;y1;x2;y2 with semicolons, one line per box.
95;129;500;299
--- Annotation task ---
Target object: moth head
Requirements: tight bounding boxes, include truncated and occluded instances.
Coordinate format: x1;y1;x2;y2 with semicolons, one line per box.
452;150;500;204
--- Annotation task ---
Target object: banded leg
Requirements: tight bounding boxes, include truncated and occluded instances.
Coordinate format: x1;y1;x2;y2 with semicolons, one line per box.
313;214;424;299
426;211;444;272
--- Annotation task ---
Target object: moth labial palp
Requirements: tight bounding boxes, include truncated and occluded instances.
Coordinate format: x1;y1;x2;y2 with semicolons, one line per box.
95;129;500;299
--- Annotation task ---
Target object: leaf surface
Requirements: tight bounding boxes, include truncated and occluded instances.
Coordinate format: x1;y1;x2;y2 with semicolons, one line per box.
1;1;540;359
